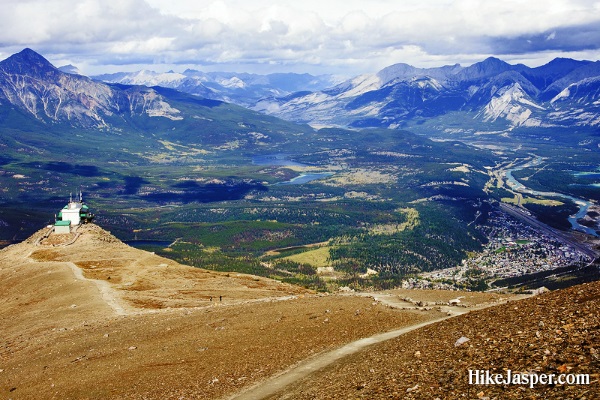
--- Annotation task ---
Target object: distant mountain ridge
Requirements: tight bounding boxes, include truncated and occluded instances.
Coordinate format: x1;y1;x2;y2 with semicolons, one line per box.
252;56;600;130
97;55;600;131
2;49;600;133
93;69;340;107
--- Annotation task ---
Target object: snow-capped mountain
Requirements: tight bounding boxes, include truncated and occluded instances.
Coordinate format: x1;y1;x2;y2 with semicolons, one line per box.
94;69;340;107
254;57;600;130
6;48;599;133
476;83;546;127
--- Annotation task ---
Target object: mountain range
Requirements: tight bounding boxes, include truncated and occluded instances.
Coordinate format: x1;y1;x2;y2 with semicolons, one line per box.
86;53;600;131
0;48;188;129
0;48;315;155
252;57;600;130
92;69;340;108
2;48;600;134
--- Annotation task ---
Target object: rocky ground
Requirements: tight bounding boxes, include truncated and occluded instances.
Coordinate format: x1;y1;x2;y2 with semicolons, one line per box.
1;223;593;399
270;281;600;399
21;224;310;311
0;224;443;399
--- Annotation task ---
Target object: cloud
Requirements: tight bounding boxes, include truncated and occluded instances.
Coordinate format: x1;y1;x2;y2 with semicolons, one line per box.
1;0;165;44
486;22;600;55
1;0;599;75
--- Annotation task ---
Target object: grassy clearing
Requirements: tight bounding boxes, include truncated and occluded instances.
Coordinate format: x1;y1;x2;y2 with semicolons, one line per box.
447;164;471;173
322;169;397;186
368;207;420;235
282;246;332;268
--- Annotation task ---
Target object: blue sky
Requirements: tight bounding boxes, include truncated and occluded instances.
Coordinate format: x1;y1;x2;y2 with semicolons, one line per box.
2;0;600;76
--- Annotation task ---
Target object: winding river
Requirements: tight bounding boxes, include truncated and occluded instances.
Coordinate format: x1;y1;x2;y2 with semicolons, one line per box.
503;157;598;237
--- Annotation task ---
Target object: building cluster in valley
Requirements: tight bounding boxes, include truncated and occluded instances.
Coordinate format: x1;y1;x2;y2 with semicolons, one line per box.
414;209;594;290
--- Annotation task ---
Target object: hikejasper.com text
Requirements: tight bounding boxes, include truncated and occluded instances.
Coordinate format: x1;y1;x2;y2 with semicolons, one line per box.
469;369;590;389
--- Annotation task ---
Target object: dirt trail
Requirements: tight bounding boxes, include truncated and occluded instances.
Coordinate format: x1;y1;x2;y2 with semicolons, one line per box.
228;293;518;400
13;224;311;316
3;224;542;400
24;243;130;316
66;261;128;315
227;315;450;400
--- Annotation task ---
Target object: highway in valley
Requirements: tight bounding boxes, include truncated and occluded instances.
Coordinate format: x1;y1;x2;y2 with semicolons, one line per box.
499;202;597;261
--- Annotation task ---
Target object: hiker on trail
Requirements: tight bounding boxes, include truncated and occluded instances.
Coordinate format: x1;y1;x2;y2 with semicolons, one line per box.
219;295;222;302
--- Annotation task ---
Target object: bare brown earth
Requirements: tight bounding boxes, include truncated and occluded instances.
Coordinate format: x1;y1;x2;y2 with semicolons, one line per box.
0;224;449;399
270;282;600;399
0;224;565;400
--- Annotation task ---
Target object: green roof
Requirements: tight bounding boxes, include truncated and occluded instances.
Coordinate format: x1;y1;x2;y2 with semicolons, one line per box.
55;220;71;226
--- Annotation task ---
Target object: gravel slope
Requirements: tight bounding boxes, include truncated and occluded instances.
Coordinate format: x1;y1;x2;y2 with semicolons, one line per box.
0;224;448;399
271;281;600;399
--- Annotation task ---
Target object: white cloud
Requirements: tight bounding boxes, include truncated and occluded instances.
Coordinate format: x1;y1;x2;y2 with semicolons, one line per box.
1;0;599;75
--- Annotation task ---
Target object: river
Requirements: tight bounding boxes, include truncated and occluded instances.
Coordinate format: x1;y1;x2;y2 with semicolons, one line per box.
503;157;598;237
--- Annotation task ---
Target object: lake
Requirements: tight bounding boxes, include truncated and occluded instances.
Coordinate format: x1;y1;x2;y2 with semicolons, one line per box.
252;154;333;185
277;172;334;185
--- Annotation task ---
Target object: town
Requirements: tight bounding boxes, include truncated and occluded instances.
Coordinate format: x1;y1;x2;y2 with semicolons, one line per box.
413;208;594;290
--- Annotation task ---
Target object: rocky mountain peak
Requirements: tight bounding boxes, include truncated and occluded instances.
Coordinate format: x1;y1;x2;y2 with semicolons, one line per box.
0;48;189;128
58;64;83;75
0;48;58;77
457;56;513;81
257;55;600;129
377;63;419;84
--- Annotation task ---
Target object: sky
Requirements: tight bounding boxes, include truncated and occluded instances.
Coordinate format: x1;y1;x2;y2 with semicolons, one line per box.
1;0;600;77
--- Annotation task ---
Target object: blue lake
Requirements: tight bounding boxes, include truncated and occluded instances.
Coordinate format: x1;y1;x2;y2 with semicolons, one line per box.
573;171;600;185
574;171;600;178
252;154;333;185
277;172;334;185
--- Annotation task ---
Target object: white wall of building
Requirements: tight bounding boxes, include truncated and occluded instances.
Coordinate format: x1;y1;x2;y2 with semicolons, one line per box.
54;224;70;234
61;203;82;226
